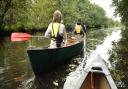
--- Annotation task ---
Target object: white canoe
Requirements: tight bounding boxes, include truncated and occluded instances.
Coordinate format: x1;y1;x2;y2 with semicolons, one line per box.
63;54;117;89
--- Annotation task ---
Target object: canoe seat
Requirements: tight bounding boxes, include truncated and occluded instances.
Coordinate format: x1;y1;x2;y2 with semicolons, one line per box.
67;36;82;46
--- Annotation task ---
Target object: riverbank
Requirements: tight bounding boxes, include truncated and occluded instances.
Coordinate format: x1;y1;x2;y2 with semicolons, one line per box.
109;27;128;88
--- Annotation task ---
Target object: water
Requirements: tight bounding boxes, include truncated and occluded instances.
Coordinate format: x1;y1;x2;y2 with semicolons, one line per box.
63;28;122;89
0;37;32;89
0;28;121;89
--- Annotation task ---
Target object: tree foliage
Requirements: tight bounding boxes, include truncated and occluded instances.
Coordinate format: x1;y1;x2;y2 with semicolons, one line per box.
0;0;120;31
112;0;128;26
110;28;128;88
0;0;31;30
111;0;128;88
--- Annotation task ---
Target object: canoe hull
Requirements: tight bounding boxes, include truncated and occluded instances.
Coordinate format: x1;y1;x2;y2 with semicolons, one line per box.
27;41;84;76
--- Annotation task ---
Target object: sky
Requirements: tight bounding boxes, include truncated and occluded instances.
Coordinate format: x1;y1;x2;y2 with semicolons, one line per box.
90;0;120;21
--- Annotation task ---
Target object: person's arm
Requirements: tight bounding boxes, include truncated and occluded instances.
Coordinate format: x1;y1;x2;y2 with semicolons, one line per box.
59;24;67;44
71;24;76;35
84;24;86;30
84;24;87;33
44;23;52;38
62;25;67;42
80;25;85;35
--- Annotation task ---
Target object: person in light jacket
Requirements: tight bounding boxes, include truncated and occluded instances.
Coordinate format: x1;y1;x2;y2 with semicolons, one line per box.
45;10;67;48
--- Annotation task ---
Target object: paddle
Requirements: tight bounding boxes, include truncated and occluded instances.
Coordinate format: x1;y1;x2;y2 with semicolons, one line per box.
11;32;45;41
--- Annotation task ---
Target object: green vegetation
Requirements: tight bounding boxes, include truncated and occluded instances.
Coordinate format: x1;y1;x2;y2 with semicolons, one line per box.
110;28;128;88
111;0;128;88
0;0;32;30
0;0;120;31
112;0;128;26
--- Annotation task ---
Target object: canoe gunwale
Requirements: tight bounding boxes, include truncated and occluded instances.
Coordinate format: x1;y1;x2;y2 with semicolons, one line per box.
27;37;84;51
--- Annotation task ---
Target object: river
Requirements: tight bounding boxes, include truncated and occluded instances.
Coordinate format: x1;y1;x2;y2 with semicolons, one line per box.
0;27;122;89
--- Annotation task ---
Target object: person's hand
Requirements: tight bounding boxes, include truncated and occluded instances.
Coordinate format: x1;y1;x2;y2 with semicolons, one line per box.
63;40;67;47
65;40;68;44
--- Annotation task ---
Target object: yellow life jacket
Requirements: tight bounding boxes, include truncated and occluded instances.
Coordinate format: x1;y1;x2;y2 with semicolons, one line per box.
51;23;63;47
75;24;81;34
51;23;60;38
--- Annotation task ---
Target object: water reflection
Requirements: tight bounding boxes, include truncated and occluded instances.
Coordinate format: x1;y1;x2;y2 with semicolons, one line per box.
64;28;121;89
0;35;82;89
20;56;82;89
109;28;128;88
0;37;32;89
0;28;119;89
86;28;114;57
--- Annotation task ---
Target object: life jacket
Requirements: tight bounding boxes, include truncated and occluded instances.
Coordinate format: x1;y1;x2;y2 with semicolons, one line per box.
51;23;63;47
75;24;81;34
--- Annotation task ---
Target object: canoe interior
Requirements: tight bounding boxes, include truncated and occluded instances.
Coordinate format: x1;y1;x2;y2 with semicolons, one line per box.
80;72;111;89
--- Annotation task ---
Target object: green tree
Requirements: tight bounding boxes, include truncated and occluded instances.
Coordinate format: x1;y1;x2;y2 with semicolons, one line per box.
110;28;128;88
0;0;31;30
111;0;128;88
0;0;118;31
25;0;58;30
112;0;128;26
0;0;12;29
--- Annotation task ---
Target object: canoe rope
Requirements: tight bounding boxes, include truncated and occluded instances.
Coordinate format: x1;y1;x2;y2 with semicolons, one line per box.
81;33;86;69
91;72;94;89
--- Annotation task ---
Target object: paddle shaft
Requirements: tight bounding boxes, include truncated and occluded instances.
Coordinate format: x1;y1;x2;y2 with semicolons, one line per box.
31;36;45;38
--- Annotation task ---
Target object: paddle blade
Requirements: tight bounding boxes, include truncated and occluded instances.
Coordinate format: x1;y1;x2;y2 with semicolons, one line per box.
11;32;32;41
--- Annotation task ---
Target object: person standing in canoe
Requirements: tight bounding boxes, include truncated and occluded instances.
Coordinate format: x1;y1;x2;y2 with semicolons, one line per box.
45;10;67;48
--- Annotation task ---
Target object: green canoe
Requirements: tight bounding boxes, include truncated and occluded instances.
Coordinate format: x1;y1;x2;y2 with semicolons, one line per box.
27;37;85;76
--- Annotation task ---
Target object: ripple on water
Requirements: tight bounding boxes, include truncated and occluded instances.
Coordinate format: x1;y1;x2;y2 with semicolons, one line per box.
0;67;4;74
